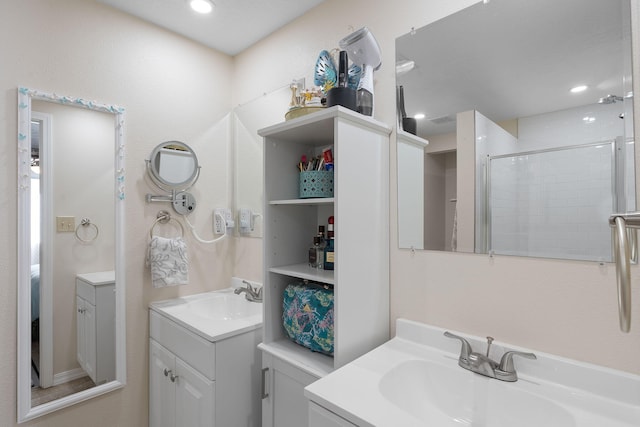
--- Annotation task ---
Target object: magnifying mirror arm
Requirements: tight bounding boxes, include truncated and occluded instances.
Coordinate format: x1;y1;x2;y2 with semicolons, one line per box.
146;190;197;215
146;192;174;203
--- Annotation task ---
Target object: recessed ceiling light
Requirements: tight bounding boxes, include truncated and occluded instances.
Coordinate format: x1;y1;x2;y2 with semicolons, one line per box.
414;113;426;119
570;85;588;93
190;0;213;14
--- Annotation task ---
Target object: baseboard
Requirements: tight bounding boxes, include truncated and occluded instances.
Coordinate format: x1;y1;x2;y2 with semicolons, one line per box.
52;367;86;386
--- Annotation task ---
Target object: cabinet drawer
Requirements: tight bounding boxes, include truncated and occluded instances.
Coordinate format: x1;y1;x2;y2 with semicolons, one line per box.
309;402;357;427
150;310;216;380
76;279;97;304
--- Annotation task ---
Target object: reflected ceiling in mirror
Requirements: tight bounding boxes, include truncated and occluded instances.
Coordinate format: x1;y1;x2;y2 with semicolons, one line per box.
397;0;631;136
17;87;126;422
395;0;635;261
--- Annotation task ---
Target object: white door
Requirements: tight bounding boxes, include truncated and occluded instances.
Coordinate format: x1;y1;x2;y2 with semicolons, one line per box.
150;339;176;427
175;357;215;427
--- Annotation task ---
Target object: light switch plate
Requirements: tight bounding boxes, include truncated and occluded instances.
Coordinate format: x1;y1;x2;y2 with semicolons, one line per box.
56;216;75;232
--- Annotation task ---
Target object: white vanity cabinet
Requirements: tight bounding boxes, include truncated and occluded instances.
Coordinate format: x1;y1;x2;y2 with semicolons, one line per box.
149;338;214;427
261;352;320;427
258;106;391;427
309;402;357;427
76;271;115;385
149;307;262;427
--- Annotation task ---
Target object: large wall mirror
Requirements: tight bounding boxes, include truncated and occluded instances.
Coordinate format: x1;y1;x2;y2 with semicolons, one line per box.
17;87;126;422
396;0;635;262
232;84;291;237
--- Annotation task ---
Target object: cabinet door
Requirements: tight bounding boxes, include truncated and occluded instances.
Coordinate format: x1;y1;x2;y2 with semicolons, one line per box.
309;402;357;427
263;354;318;427
83;301;97;382
76;296;86;370
76;296;96;382
150;339;176;427
175;357;215;427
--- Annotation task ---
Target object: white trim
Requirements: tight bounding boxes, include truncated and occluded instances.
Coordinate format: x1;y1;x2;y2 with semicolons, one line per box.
17;87;126;423
52;368;87;386
31;111;54;390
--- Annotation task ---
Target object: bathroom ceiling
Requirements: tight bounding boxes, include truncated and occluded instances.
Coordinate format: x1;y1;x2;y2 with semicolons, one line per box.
95;0;326;56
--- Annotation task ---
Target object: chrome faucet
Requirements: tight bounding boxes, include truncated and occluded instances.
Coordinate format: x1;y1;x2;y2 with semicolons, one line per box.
234;280;263;302
444;331;536;382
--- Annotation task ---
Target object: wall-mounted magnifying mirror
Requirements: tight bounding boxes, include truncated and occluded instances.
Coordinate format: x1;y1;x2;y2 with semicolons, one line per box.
147;141;200;191
396;0;635;262
146;141;199;215
17;87;126;422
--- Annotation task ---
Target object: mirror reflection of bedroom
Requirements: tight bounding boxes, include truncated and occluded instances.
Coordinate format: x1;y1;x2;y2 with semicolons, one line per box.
29;108;111;406
29;115;94;406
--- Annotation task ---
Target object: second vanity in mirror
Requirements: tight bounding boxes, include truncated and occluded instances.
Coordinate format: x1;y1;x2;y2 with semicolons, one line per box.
396;0;635;262
17;88;126;422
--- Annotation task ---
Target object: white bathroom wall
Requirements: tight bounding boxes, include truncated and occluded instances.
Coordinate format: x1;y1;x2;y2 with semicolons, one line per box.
518;103;628;149
234;0;640;376
0;0;234;425
0;1;639;427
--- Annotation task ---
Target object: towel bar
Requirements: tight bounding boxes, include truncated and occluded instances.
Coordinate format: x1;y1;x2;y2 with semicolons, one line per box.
608;213;640;332
150;210;184;239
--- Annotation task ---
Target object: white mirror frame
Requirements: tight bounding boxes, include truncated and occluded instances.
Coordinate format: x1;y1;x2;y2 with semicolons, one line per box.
147;140;200;192
17;87;126;423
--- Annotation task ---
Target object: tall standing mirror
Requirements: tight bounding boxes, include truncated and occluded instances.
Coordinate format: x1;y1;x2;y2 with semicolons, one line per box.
396;0;635;261
17;87;126;422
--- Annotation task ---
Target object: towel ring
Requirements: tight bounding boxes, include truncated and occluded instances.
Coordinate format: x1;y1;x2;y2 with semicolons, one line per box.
150;210;185;239
75;218;99;243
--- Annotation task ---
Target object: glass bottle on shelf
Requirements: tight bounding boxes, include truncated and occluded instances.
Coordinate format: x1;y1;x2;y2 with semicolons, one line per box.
324;237;335;270
308;226;326;269
324;217;335;270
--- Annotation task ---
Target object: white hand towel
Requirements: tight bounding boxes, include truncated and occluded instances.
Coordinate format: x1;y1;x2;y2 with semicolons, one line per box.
147;236;189;288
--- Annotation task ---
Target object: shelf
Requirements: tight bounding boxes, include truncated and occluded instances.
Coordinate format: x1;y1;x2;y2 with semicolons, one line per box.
258;106;392;144
269;198;334;206
269;263;334;285
258;339;334;379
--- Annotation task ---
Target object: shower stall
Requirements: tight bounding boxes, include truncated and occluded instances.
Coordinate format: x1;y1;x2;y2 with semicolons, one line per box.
485;138;634;261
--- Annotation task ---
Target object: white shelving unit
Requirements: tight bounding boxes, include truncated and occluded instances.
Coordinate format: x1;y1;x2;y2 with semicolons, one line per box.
258;106;391;427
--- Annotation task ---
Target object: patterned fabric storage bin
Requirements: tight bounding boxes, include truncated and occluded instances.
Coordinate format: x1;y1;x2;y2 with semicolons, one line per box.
282;282;334;355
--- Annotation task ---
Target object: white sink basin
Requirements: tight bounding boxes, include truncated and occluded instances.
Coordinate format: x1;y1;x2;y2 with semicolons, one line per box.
187;292;262;321
150;285;262;342
305;319;640;427
379;359;575;427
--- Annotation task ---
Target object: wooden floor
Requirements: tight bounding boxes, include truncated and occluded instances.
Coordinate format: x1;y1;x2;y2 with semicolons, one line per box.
31;338;95;406
31;376;96;406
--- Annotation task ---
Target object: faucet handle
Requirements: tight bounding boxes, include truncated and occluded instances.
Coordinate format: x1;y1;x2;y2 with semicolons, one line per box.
242;280;255;292
444;331;472;363
498;351;537;374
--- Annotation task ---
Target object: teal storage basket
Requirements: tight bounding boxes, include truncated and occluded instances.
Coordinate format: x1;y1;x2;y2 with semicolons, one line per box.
282;282;334;355
299;171;334;198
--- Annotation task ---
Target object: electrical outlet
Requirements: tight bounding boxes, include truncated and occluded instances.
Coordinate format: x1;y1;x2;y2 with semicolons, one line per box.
213;208;235;234
239;208;253;232
213;209;226;234
223;209;235;229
